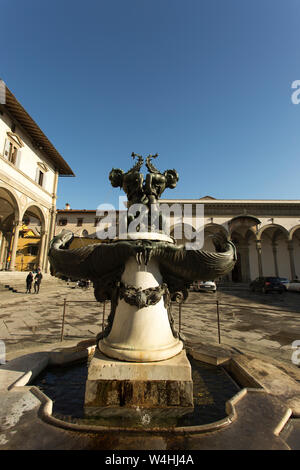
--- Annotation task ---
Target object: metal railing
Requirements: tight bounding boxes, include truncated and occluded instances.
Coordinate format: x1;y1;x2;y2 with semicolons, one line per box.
60;298;102;342
56;296;300;344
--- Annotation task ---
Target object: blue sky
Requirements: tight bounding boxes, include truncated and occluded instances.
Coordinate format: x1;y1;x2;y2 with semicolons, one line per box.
1;0;300;209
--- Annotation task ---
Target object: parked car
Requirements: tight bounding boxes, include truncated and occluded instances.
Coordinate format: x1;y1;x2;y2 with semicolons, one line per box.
77;279;91;288
286;279;300;292
192;280;217;293
250;277;285;294
278;278;290;290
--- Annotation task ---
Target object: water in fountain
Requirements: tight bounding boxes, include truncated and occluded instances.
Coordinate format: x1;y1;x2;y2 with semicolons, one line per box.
31;353;240;429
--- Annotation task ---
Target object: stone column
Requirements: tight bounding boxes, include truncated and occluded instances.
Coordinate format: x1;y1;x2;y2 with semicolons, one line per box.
256;240;263;277
272;243;279;277
0;233;7;270
0;232;3;268
45;208;56;274
287;240;296;280
42;231;49;271
38;230;47;270
9;221;22;271
43;170;59;274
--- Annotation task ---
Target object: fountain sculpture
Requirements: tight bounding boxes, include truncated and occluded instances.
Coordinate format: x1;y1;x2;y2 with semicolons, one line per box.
48;153;236;418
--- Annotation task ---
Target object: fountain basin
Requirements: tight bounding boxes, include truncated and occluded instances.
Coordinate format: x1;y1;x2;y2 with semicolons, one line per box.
1;340;299;449
31;349;239;428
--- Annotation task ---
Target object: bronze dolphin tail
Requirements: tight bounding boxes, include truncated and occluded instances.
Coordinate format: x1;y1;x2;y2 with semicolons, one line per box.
48;231;138;281
151;232;236;283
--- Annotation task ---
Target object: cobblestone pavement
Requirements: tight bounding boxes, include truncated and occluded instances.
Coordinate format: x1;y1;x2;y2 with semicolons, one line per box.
0;272;300;367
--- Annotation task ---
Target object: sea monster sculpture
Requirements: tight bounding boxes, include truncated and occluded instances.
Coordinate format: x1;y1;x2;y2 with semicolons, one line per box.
48;153;236;343
109;153;147;208
109;153;179;229
49;230;236;302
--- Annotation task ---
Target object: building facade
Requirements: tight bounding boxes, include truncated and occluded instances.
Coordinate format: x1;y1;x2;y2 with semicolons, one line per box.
55;207;121;248
55;196;300;282
162;196;300;282
0;84;74;271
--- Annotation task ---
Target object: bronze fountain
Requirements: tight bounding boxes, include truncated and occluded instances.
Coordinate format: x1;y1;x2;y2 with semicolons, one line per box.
48;153;236;416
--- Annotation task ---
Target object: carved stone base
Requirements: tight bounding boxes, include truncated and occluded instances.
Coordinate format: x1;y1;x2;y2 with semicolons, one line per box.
84;350;194;417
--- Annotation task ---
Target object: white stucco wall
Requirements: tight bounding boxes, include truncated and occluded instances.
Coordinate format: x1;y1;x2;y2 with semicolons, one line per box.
55;212;98;237
0;113;55;205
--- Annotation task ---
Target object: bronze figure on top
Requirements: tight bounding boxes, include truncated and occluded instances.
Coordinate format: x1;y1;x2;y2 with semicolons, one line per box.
109;152;179;209
109;152;179;230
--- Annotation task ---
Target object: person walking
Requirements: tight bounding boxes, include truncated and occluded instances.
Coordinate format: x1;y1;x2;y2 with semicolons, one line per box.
34;269;43;294
26;271;34;293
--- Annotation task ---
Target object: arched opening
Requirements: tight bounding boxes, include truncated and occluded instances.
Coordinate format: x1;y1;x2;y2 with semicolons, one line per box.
0;187;20;270
246;230;259;281
16;205;46;271
291;227;300;279
228;216;259;283
230;232;246;282
260;226;289;279
231;251;242;282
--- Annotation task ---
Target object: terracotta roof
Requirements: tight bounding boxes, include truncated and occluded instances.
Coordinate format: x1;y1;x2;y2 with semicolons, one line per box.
57;209;124;213
1;84;74;176
57;209;97;213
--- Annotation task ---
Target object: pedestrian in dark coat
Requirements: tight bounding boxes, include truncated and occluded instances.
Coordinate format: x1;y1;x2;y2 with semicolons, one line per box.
34;270;43;294
26;272;33;293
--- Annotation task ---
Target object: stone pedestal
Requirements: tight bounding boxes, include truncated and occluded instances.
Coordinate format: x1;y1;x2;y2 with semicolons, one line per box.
84;349;194;418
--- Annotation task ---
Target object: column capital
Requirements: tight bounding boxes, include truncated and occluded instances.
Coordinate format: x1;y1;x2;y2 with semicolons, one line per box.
13;220;23;227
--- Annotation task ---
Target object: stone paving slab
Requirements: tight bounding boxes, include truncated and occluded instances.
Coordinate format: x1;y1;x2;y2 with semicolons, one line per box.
230;354;300;417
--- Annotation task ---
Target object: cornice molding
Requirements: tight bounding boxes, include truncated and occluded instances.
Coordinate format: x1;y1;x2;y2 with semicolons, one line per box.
0;152;52;199
0;170;52;212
